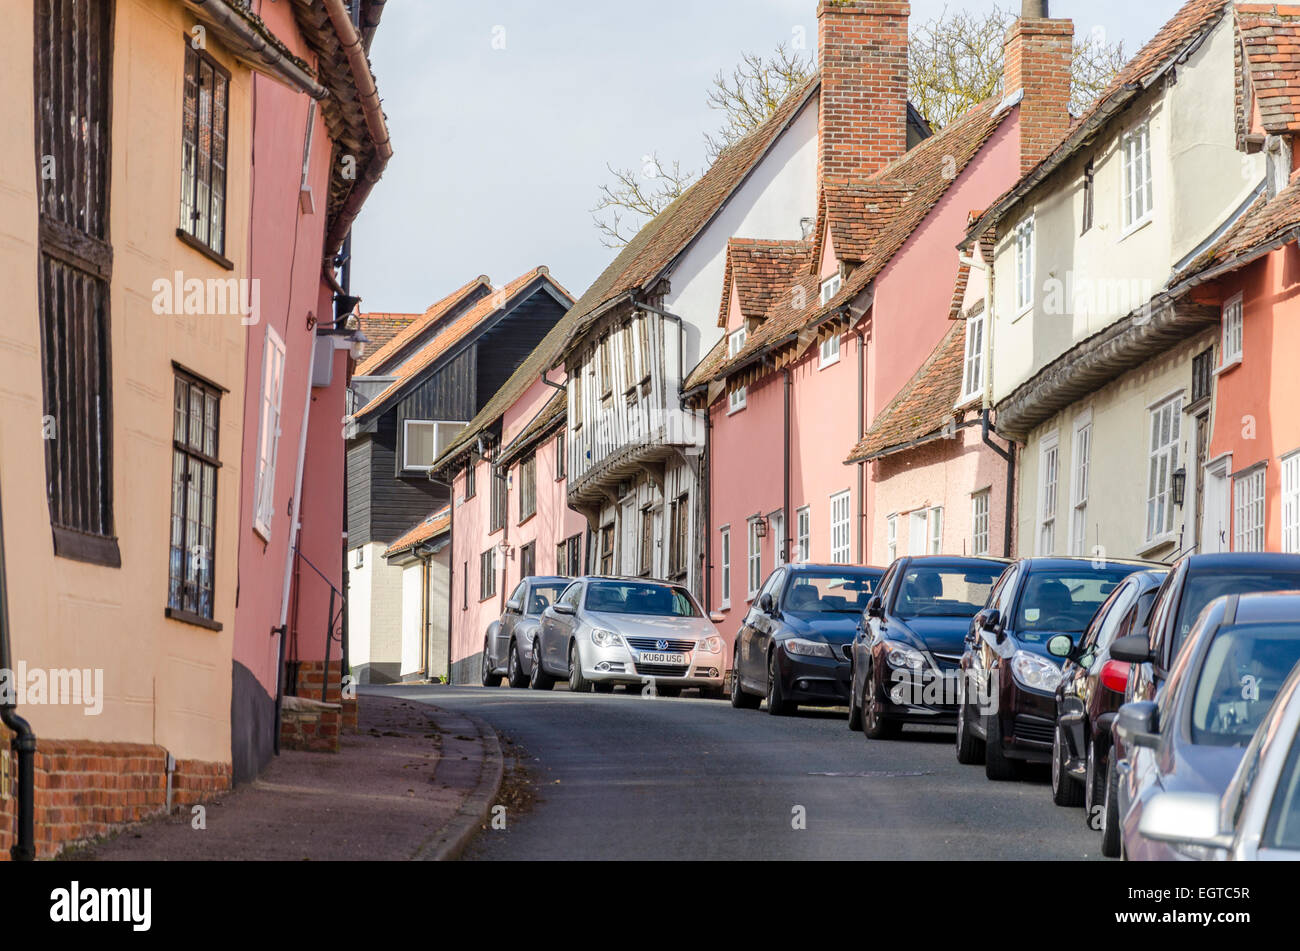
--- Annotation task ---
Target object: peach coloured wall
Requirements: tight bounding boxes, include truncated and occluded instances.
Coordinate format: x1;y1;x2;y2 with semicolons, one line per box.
0;0;252;763
1208;242;1300;549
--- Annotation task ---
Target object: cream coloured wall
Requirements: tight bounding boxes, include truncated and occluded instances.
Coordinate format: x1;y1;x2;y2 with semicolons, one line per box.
0;0;253;762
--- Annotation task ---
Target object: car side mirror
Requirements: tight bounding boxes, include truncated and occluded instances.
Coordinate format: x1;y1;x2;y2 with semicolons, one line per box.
1138;792;1232;851
1046;634;1073;658
709;611;725;624
979;608;1001;632
1110;634;1153;664
759;593;775;615
865;596;883;619
553;603;575;616
506;599;523;614
1116;700;1160;750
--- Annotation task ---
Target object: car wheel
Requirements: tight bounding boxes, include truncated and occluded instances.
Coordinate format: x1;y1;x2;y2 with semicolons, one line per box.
1100;755;1122;858
568;642;592;693
528;639;554;690
862;665;901;740
983;713;1018;781
955;680;985;765
766;651;793;716
1051;723;1084;806
847;668;863;731
1084;738;1105;822
480;642;503;688
506;641;529;688
730;669;761;709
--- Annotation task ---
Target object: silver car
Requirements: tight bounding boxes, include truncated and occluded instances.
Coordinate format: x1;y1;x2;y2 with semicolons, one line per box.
481;576;570;688
531;577;726;696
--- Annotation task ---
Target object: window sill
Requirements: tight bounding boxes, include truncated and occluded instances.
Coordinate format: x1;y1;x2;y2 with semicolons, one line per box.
1013;302;1032;324
52;527;121;567
1214;357;1242;377
518;512;536;527
165;606;223;632
1136;534;1176;559
727;402;746;416
176;228;234;271
1120;214;1153;243
818;355;840;371
719;601;731;612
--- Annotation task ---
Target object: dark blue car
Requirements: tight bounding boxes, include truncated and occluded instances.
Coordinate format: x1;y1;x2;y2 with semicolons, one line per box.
849;556;1009;739
729;563;884;715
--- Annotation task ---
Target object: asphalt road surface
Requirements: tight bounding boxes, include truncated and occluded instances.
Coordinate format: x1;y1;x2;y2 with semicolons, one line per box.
372;683;1106;860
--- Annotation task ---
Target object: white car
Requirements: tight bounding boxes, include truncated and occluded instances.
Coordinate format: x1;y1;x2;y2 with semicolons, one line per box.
530;577;726;696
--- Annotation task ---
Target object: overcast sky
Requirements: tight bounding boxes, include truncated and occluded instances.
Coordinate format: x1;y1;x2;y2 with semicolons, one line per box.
352;0;1187;314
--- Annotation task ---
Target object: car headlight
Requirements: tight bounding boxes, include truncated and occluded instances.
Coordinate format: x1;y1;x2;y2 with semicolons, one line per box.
884;641;925;670
1011;650;1062;692
696;635;723;654
590;629;620;648
784;637;834;658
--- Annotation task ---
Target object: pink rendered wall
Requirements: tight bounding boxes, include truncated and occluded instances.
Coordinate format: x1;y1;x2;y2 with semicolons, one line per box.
1208;243;1300;549
232;3;334;698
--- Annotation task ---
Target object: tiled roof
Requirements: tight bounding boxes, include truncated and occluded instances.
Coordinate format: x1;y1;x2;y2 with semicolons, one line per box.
1175;174;1300;281
498;390;567;468
845;318;968;463
716;239;813;328
356;275;492;376
965;0;1230;246
357;313;419;353
705;96;1010;384
354;267;570;421
384;506;452;558
816;183;911;265
558;77;821;355
1238;4;1300;134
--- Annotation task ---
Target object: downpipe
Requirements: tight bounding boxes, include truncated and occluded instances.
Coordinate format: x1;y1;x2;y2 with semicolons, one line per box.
0;483;37;860
981;410;1016;557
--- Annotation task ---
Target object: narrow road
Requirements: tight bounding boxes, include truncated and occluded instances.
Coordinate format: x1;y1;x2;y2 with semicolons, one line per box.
372;684;1105;860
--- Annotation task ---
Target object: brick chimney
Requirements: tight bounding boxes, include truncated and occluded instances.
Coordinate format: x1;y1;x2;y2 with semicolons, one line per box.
1002;0;1073;173
818;1;910;186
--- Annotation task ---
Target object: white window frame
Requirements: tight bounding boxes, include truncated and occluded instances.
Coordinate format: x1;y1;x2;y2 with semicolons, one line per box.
747;519;763;599
960;310;986;403
1121;119;1154;233
1221;293;1243;369
252;326;287;539
886;515;898;562
819;332;841;369
1070;419;1091;556
1014;216;1034;316
909;510;928;556
971;491;989;556
820;273;842;305
403;419;466;472
795;505;810;563
1038;432;1059;555
770;510;786;568
1283;452;1300;554
928;506;944;555
829;490;851;564
1145;395;1182;544
727;327;747;412
1234;466;1267;553
719;525;732;609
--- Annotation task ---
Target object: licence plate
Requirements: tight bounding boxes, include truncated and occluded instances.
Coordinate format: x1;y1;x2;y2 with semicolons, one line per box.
638;652;687;665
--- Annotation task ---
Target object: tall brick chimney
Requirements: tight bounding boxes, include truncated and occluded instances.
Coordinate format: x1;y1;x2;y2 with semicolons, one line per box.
818;0;910;186
1002;0;1073;173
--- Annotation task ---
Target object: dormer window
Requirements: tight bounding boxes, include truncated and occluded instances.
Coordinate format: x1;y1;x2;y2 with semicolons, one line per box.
727;327;747;412
820;273;842;305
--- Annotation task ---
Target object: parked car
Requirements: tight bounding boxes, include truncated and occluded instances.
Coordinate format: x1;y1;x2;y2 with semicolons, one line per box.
1114;552;1300;705
531;577;726;696
1049;568;1166;854
955;556;1155;780
849;556;1008;739
1113;591;1300;860
480;575;570;688
730;563;884;715
1137;654;1300;861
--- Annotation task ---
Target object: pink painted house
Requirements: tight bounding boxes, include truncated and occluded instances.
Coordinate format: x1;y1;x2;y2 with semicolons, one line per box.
687;0;1073;663
230;0;388;780
434;314;587;684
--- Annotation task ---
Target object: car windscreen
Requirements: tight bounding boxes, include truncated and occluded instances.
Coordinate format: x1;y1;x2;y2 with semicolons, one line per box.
526;584;567;615
1014;568;1132;634
893;566;1002;619
1190;622;1300;746
1174;570;1300;658
783;572;880;615
584;581;699;617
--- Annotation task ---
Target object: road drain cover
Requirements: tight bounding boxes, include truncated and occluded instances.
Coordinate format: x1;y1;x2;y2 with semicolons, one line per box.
808;770;934;778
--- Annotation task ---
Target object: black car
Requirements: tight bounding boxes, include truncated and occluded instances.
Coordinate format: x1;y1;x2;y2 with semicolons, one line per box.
1049;568;1165;855
481;575;571;688
849;555;1009;739
955;556;1156;780
1111;552;1300;706
730;563;884;715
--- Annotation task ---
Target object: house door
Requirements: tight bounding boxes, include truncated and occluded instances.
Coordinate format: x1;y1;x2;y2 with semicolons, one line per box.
1193;412;1209;550
1202;457;1231;553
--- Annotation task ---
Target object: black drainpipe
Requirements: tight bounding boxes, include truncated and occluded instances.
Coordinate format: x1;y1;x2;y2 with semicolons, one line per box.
0;482;35;860
981;409;1016;557
783;367;792;563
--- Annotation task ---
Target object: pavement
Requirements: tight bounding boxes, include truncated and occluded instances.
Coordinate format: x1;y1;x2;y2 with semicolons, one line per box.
377;682;1109;861
67;693;502;861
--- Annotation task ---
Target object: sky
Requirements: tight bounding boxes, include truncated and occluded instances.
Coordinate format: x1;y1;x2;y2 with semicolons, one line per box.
352;0;1188;314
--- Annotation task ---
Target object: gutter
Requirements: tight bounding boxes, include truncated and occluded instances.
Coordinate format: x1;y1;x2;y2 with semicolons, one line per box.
0;480;35;861
188;0;327;99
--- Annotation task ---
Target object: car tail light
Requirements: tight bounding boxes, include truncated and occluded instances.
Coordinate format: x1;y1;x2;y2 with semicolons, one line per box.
1100;659;1130;694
